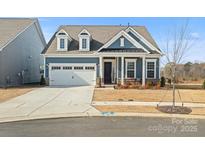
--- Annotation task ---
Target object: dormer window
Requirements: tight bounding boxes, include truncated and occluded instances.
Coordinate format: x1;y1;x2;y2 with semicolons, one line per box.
82;38;87;49
56;29;72;51
60;38;65;49
78;29;91;51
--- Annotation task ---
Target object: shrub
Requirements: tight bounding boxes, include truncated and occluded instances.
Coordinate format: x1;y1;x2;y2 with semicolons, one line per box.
203;80;205;89
40;75;46;85
160;76;166;87
146;80;153;89
167;78;172;85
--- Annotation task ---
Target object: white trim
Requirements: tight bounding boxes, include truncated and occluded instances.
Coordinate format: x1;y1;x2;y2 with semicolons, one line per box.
56;29;72;41
44;54;99;57
34;19;47;46
99;56;103;79
159;57;161;78
79;36;90;51
97;30;150;53
121;56;124;85
146;59;157;79
43;55;46;78
43;53;161;58
56;29;72;51
97;52;160;57
125;59;136;79
116;57;119;83
103;58;116;83
78;29;91;51
78;29;91;37
142;57;146;85
125;27;162;55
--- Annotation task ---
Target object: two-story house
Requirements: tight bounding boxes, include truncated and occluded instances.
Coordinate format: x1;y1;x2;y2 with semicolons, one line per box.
0;18;46;87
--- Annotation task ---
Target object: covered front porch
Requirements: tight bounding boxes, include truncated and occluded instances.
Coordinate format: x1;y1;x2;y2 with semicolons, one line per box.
99;55;146;86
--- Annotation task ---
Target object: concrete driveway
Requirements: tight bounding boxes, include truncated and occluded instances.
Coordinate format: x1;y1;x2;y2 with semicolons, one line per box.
0;86;99;122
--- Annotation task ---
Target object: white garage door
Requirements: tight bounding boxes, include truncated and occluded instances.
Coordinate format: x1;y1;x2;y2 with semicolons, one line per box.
49;63;96;86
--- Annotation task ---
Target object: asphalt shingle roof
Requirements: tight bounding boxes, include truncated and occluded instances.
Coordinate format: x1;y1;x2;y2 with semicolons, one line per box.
43;25;160;54
0;18;35;49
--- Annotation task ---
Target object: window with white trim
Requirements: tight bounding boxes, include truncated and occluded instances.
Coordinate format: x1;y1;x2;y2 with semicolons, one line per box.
56;30;71;51
126;59;136;79
120;37;124;47
78;29;91;51
60;38;65;49
146;60;156;79
82;38;87;49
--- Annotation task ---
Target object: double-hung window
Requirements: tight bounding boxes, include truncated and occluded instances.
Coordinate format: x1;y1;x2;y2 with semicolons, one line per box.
82;38;87;49
126;59;136;79
146;59;156;79
60;38;65;49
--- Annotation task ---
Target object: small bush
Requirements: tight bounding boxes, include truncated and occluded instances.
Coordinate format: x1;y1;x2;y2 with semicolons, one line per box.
167;78;172;85
203;80;205;89
146;80;153;88
40;75;46;85
160;76;166;87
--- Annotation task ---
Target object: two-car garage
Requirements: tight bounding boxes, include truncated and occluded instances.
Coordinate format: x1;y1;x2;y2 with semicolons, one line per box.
49;63;96;86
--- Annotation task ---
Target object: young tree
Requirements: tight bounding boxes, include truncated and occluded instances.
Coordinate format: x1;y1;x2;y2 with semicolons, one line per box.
162;20;197;108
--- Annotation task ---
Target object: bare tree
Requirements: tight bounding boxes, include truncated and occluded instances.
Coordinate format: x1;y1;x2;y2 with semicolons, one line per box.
162;20;197;108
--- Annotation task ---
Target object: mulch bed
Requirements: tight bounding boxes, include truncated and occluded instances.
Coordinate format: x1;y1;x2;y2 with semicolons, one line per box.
157;106;192;114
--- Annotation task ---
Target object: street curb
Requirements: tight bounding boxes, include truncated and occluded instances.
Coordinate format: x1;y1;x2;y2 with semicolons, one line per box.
1;111;205;123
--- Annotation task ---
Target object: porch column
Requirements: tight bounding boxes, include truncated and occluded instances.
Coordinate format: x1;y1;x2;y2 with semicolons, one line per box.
99;56;103;84
142;56;145;86
121;56;124;85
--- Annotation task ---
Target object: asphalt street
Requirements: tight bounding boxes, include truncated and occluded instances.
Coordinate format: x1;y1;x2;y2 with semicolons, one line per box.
0;116;204;137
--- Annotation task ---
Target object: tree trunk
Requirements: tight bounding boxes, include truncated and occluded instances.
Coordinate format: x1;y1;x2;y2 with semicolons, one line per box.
173;79;175;108
172;65;176;108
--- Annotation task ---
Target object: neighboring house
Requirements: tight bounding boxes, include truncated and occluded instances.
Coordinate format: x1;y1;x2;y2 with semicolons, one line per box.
0;18;46;87
42;25;162;86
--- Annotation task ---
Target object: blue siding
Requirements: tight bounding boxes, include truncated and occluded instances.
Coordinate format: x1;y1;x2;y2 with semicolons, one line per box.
108;37;135;49
128;31;151;51
45;57;99;78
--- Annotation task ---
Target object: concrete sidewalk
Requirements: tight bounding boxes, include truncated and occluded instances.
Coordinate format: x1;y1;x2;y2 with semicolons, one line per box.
92;101;205;107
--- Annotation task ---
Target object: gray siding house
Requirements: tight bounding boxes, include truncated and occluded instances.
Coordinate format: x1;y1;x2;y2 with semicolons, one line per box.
0;18;46;87
42;25;162;86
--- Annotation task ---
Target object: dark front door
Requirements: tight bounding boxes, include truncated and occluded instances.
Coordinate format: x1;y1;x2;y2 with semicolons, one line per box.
104;62;112;84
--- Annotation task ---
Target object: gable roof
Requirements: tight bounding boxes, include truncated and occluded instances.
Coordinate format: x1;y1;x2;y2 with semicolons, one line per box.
97;30;150;53
0;18;42;50
43;25;161;55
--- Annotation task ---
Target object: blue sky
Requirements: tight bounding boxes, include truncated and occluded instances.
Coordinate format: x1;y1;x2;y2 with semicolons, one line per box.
39;17;205;63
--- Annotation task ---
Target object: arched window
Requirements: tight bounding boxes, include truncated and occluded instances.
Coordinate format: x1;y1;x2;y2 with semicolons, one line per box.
56;30;72;51
78;29;91;51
